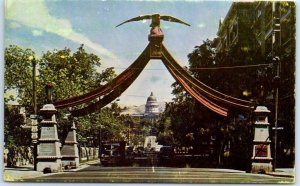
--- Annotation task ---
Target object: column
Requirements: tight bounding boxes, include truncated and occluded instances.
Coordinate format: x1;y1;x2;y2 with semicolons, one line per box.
37;104;62;172
251;106;273;173
61;120;79;169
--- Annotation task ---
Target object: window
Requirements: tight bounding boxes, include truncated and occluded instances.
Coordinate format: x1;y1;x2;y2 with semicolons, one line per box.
265;3;273;32
265;35;272;56
281;15;292;47
257;10;262;18
230;22;238;43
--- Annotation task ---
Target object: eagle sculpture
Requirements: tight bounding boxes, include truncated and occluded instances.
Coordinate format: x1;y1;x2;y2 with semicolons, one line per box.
116;13;191;28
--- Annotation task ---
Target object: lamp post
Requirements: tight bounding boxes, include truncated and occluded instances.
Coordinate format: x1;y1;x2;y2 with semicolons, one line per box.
45;82;54;103
271;1;281;171
29;56;38;171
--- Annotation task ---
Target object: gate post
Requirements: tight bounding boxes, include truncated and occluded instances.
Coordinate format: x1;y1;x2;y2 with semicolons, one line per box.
251;106;273;173
37;104;62;172
61;118;79;169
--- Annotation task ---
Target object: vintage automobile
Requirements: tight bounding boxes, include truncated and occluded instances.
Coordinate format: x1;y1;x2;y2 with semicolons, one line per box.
100;141;126;166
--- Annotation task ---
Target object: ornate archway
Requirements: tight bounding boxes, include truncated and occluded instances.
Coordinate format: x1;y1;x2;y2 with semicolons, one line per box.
54;14;255;117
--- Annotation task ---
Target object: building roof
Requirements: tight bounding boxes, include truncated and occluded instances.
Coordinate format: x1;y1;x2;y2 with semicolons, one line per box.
147;92;157;102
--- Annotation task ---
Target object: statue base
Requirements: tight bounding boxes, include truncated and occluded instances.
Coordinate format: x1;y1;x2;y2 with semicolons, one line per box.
37;158;62;173
62;156;79;169
251;162;273;173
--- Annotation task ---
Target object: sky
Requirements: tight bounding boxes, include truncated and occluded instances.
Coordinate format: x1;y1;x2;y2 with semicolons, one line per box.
4;0;233;106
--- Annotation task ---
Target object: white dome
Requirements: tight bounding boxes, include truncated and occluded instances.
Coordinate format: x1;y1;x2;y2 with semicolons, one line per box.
145;92;160;114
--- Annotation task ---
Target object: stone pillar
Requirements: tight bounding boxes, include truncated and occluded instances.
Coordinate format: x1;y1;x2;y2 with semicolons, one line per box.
37;104;62;172
251;106;273;173
90;148;94;159
61;121;79;169
81;147;86;160
94;148;99;158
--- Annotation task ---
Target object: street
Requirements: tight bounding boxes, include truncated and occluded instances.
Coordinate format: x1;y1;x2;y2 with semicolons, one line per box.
23;163;294;184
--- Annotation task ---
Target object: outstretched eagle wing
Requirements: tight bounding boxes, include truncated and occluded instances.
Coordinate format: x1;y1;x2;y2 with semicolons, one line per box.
160;15;191;26
116;15;153;27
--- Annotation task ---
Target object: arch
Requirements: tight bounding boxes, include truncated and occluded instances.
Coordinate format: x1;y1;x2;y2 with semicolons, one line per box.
53;15;255;117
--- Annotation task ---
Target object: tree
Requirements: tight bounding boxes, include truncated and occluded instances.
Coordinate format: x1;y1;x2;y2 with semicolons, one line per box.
4;45;120;161
4;104;32;167
4;105;31;149
76;103;127;150
161;39;265;169
4;45;36;106
38;44;116;104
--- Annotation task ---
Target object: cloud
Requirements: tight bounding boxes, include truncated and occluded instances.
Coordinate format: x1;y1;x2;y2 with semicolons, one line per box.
5;0;116;59
150;76;160;83
32;29;44;36
8;21;21;29
197;23;206;29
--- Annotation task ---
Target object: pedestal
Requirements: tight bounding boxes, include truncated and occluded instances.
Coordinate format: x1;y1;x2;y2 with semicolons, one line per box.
61;121;79;169
148;27;163;59
251;106;273;173
37;104;62;172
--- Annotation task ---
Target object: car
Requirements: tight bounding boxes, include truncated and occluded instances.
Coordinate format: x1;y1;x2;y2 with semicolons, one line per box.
158;146;174;166
100;141;125;166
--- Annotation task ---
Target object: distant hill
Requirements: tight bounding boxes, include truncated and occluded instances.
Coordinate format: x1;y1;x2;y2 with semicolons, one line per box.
120;102;167;115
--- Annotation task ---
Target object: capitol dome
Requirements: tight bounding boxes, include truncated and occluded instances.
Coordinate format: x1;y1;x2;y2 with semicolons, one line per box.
145;92;159;115
147;92;157;102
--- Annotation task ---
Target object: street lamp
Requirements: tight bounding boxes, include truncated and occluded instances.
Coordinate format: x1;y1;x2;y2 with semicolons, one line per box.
45;82;54;103
29;56;38;171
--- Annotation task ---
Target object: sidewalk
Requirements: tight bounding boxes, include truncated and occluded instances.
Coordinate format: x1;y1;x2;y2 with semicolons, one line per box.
3;165;43;181
3;161;294;182
266;168;295;178
3;159;100;181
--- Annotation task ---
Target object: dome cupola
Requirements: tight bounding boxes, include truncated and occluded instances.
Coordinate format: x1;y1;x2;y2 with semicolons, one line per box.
145;92;159;115
147;92;157;102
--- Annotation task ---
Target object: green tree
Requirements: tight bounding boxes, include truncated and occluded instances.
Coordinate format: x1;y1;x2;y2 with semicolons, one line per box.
38;44;115;104
4;105;31;148
4;104;32;167
4;45;36;106
4;45;121;161
162;39;264;169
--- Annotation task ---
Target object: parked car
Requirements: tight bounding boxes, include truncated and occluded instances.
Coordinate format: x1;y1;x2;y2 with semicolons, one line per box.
158;146;174;166
100;141;125;166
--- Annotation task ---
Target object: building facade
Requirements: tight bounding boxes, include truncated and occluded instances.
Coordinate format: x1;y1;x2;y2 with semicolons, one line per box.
214;2;256;52
214;1;295;58
213;1;295;168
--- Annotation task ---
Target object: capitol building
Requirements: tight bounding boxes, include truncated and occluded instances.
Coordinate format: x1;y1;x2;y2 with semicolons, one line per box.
120;91;164;145
144;92;160;119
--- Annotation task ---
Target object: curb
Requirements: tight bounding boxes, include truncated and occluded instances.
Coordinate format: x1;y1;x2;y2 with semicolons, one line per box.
64;159;100;172
265;173;295;178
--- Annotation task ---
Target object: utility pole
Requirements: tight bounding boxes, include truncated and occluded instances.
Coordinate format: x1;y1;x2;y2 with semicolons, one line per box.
30;56;38;171
273;57;280;171
271;1;281;171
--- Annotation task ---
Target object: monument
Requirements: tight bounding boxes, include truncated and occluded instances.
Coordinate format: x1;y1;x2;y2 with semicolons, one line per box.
61;119;79;169
37;104;62;172
251;106;273;173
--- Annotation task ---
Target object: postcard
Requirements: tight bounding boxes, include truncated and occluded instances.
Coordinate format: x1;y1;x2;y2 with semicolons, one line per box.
3;0;295;183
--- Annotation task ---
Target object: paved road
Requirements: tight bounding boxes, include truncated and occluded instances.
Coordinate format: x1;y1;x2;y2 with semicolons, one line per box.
24;165;294;184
